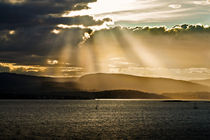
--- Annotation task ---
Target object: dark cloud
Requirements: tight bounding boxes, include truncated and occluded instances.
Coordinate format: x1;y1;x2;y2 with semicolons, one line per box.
73;3;91;10
132;24;210;35
86;24;210;43
0;0;113;66
47;16;111;27
0;0;107;29
0;27;91;65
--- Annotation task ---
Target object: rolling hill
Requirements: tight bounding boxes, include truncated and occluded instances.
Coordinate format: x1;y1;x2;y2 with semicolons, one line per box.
191;79;210;87
0;73;79;94
1;72;210;99
78;73;210;94
0;73;166;99
162;92;210;99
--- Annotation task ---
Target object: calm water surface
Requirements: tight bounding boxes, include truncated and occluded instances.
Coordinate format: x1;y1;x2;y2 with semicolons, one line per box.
0;100;210;140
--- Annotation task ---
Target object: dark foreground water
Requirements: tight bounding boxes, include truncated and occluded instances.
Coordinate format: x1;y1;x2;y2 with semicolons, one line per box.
0;100;210;140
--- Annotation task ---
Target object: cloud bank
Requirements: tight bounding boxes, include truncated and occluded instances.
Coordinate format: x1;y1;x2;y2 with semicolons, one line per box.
0;0;210;79
0;0;110;64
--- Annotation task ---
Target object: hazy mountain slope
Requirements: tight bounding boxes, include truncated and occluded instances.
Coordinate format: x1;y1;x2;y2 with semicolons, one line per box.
0;73;167;99
191;79;210;87
162;92;210;99
78;73;210;94
1;72;210;99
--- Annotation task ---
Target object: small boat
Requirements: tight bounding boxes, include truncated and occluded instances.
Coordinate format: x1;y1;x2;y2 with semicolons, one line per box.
95;100;99;110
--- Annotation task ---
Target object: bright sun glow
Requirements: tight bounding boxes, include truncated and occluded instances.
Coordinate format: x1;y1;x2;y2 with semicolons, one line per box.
63;0;157;21
64;0;136;16
63;0;210;26
9;30;15;35
51;29;61;34
57;23;112;31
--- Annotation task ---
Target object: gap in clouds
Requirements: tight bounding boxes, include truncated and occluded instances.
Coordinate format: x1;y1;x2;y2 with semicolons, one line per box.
66;0;210;27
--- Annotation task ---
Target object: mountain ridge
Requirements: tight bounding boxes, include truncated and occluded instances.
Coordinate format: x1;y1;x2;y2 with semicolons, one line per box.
191;79;210;87
1;72;210;99
78;73;210;93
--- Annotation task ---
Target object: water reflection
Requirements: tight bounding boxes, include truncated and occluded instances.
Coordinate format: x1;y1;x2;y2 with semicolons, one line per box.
0;100;210;139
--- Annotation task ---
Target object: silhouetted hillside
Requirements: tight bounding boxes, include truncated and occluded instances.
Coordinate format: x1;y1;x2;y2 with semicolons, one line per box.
0;73;167;99
0;73;79;94
0;89;167;99
78;73;210;93
1;72;210;99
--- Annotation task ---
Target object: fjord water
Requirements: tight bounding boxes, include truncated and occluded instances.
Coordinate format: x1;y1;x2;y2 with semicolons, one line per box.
0;100;210;139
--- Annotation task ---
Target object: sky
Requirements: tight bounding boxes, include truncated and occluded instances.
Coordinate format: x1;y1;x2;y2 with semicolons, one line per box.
66;0;210;27
0;0;210;80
